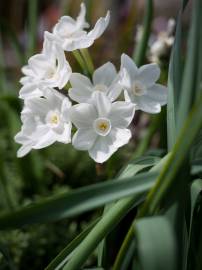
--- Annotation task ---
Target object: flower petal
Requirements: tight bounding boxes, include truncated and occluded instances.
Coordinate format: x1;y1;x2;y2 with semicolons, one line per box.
89;135;116;163
138;63;160;87
33;128;56;149
136;95;161;113
19;84;44;99
109;101;135;128
72;129;97;150
146;84;168;105
70;103;97;129
87;11;110;40
121;54;138;80
92;91;111;117
93;62;116;86
69;73;93;103
111;128;132;148
17;144;33;158
56;123;72;144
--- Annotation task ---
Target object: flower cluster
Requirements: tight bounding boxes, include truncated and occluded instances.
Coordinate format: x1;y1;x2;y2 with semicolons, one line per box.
15;3;168;163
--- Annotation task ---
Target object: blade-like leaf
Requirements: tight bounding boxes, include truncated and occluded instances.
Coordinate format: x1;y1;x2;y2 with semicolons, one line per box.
177;0;202;131
134;216;177;270
45;218;100;270
0;171;157;230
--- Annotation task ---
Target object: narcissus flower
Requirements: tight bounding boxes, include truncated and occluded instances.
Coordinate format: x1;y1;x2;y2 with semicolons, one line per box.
15;89;72;157
120;54;167;113
46;3;110;51
19;34;72;99
69;62;122;103
70;91;135;163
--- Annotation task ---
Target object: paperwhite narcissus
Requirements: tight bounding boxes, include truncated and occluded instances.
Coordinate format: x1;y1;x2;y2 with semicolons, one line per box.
45;3;110;51
15;89;72;157
120;54;167;113
19;34;72;99
69;62;122;103
70;91;135;163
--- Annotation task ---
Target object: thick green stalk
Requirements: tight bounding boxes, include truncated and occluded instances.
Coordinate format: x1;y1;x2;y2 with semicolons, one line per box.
80;48;94;75
72;50;87;74
133;0;153;66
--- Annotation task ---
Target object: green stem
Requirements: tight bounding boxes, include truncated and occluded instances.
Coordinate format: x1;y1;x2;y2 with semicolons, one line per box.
80;48;94;75
133;0;153;66
27;0;38;58
72;50;87;74
113;92;202;270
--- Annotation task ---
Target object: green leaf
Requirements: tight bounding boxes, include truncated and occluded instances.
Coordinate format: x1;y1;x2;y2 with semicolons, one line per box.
0;171;157;230
134;216;177;270
45;218;100;270
133;0;153;66
117;156;160;179
177;0;202;131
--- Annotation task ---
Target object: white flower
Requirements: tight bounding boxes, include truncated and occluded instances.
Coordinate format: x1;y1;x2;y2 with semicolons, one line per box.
15;89;72;157
120;54;167;113
69;62;122;103
19;34;72;99
70;91;135;163
46;3;110;51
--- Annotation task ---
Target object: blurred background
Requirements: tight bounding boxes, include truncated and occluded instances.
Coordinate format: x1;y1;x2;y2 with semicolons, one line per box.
0;0;190;269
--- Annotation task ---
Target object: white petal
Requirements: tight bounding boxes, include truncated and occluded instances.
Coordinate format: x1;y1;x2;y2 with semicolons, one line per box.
26;98;51;117
93;62;116;86
87;11;110;40
70;73;93;89
121;54;138;80
92;91;111;117
76;3;89;29
107;81;123;102
19;84;43;99
136;95;161;113
17;144;32;158
89;135;116;163
110;127;132;148
70;103;97;129
72;129;97;150
69;73;93;103
109;101;135;128
56;123;72;144
33;129;56;149
138;63;160;87
146;84;168;105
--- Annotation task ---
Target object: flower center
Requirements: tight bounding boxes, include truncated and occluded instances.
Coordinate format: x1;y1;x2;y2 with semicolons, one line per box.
45;67;56;79
93;118;111;136
46;111;60;127
94;84;108;92
131;81;146;96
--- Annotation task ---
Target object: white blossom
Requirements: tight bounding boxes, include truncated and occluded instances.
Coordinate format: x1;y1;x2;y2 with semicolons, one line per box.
45;3;110;51
15;89;72;157
120;54;167;113
19;34;72;99
70;91;135;163
69;62;122;103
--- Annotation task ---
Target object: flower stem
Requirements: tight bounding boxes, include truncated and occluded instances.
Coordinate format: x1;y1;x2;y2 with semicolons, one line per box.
72;50;87;74
80;48;94;75
133;0;153;66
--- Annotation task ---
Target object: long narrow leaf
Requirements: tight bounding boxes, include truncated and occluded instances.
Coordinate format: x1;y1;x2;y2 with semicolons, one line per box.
0;171;157;230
